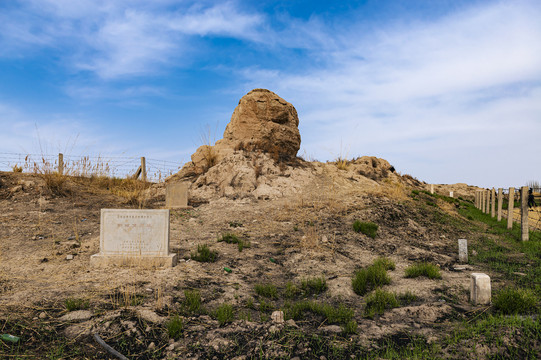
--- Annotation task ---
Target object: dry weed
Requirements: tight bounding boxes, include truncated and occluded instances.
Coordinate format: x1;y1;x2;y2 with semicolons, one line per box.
369;179;408;202
110;285;142;308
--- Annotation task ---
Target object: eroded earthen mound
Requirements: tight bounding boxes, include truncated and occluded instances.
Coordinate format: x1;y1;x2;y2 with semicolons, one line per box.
169;89;406;202
183;89;301;176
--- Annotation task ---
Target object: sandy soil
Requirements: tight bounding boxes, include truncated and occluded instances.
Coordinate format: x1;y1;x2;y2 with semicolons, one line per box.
0;170;532;359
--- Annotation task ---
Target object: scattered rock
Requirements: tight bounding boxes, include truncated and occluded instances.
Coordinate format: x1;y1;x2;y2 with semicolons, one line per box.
286;319;298;328
66;254;74;260
59;310;92;322
64;322;93;339
320;325;342;334
39;312;47;319
137;308;166;324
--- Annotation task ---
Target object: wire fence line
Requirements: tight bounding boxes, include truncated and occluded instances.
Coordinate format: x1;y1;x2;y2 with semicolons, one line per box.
0;152;183;182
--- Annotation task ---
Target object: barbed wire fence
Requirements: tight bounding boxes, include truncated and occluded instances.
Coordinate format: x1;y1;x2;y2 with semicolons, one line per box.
0;152;183;182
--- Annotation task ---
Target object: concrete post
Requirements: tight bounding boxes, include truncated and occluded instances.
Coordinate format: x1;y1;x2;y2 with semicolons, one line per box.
141;157;147;182
58;153;64;175
470;273;491;305
491;188;496;217
430;184;434;194
497;188;503;221
485;190;490;214
449;191;454;198
507;187;515;229
521;186;529;241
482;191;486;213
458;239;468;263
475;191;479;208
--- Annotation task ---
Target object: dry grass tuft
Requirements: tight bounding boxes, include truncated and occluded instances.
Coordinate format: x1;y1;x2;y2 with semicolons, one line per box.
335;157;350;171
369;179;408;202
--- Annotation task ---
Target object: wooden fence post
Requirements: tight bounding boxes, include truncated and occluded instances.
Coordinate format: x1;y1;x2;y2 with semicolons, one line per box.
521;186;529;241
141;157;147;182
58;153;64;175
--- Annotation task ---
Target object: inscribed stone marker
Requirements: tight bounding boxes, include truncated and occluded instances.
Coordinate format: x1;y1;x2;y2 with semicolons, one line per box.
90;209;177;267
458;239;468;263
449;191;454;198
470;273;491;305
165;182;189;209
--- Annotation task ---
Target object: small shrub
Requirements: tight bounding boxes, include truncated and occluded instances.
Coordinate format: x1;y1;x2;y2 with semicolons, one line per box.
259;299;274;312
215;303;234;325
352;264;391;296
352;221;378;238
218;233;240;243
184;290;202;313
404;262;442;279
343;320;358;334
255;283;278;299
167;315;183;339
364;289;399;318
218;233;251;252
65;298;89;311
493;288;537;315
397;291;418;305
411;190;420;196
229;221;243;228
301;276;328;296
284;281;300;299
191;244;217;262
373;257;396;271
284;301;354;325
238;311;251;321
12;164;23;172
245;297;255;309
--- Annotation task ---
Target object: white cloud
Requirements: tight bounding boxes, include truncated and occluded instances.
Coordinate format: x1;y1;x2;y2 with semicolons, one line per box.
0;0;264;78
238;1;541;187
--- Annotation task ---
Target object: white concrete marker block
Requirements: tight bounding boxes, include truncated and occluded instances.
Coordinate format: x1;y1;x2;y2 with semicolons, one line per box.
165;182;189;209
458;239;468;263
449;191;454;198
430;184;434;194
271;311;284;324
91;209;177;267
470;273;491;305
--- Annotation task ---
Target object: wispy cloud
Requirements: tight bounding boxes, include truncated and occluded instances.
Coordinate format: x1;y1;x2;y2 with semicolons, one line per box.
237;1;541;186
0;0;264;78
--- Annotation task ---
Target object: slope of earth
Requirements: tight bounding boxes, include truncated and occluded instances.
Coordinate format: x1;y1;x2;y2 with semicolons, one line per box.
0;169;539;359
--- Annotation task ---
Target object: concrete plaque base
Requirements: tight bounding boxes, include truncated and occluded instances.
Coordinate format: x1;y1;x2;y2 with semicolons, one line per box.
90;253;178;268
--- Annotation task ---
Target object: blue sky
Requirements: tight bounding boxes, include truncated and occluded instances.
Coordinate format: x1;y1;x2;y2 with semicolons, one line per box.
0;0;540;187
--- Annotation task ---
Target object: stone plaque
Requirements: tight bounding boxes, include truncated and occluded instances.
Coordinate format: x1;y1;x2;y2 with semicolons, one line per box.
90;209;177;267
165;183;189;209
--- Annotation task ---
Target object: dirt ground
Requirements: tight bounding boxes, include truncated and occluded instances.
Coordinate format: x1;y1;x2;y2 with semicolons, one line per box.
0;169;538;359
